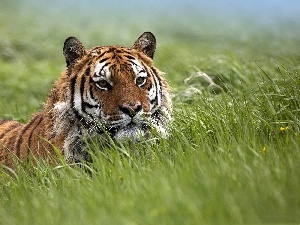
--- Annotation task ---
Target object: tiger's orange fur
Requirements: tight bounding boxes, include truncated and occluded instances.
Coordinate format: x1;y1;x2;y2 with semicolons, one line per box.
0;32;172;169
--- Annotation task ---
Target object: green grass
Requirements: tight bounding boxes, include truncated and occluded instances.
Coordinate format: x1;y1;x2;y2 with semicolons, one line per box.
1;1;300;224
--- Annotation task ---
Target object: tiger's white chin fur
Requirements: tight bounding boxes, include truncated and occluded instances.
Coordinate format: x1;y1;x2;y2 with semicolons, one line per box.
112;122;167;142
113;126;148;142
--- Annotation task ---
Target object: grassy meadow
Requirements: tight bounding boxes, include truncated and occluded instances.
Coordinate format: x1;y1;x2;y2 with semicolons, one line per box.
1;1;300;224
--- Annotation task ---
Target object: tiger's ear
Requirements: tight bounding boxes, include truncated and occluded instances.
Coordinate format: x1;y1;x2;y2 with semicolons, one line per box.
132;32;156;59
63;37;86;67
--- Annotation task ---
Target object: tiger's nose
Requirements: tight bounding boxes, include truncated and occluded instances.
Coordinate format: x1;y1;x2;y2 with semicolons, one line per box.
119;102;142;117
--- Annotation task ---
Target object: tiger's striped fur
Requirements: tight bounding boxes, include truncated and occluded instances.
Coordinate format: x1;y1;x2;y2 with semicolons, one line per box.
0;32;172;168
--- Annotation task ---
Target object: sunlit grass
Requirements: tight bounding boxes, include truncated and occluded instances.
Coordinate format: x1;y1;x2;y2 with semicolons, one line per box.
1;1;300;224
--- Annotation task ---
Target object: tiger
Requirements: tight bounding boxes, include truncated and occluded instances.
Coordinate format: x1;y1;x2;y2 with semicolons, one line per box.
0;32;172;169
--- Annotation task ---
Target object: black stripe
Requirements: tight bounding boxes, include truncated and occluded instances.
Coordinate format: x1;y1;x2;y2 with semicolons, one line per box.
153;67;164;95
147;83;153;91
99;57;111;64
70;76;76;109
26;116;43;159
147;82;157;104
85;67;90;76
142;68;150;78
100;62;111;73
70;76;84;122
150;71;160;106
15;115;42;159
83;86;98;106
89;83;97;101
79;75;86;114
97;51;108;59
141;62;151;77
130;59;141;68
124;54;136;60
0;122;21;140
82;102;98;110
150;99;156;105
72;75;90;125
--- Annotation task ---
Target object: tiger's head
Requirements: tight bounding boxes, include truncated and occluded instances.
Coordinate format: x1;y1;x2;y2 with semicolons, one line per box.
61;32;172;141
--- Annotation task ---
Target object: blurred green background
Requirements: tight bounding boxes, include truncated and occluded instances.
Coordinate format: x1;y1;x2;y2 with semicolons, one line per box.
1;0;299;121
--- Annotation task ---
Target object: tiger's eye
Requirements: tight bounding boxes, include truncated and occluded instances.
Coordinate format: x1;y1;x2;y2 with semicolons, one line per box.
136;77;146;86
97;79;110;90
